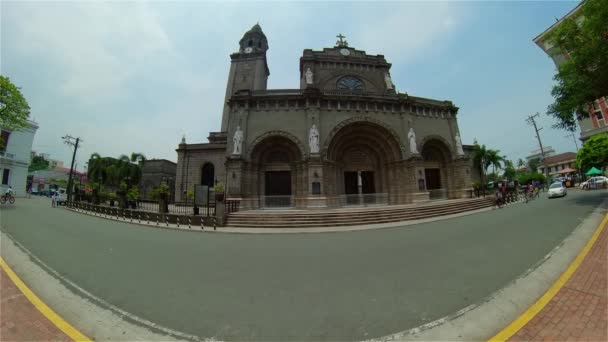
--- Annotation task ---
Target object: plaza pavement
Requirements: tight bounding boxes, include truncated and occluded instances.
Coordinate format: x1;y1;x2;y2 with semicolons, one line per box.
0;190;606;341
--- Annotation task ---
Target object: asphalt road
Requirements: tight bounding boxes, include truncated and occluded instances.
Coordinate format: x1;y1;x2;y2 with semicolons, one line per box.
1;191;606;341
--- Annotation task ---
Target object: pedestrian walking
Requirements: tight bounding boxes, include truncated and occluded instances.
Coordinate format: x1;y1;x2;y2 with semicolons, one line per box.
51;191;57;208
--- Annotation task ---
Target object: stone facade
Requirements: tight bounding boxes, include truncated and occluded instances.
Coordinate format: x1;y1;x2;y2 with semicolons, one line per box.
139;159;177;200
176;25;473;208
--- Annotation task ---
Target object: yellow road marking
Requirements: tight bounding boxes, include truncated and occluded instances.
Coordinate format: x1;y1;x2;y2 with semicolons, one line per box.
488;212;608;342
0;257;91;342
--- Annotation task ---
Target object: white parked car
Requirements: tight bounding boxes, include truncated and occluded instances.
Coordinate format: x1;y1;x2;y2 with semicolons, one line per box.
548;182;567;198
580;176;608;190
54;188;67;205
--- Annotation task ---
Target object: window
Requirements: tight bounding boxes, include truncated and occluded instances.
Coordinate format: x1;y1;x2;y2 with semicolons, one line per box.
0;131;10;151
593;100;605;127
2;169;9;185
336;76;364;91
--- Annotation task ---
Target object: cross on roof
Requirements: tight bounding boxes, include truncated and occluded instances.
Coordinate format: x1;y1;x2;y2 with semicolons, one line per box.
335;33;348;47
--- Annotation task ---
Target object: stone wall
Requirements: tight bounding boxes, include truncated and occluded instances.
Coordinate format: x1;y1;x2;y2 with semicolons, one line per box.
175;144;226;202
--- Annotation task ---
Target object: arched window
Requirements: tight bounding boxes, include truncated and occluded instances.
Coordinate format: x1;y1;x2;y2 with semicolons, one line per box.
201;163;215;187
336;76;364;91
248;39;253;47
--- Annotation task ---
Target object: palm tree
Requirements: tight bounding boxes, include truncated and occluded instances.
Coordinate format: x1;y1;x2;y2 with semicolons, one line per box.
472;143;490;188
486;149;504;177
517;158;525;169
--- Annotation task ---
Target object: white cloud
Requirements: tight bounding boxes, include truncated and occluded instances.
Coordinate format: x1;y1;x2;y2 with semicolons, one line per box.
9;2;172;101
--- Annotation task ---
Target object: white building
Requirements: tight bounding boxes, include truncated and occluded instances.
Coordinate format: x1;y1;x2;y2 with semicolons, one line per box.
0;121;39;196
526;146;556;162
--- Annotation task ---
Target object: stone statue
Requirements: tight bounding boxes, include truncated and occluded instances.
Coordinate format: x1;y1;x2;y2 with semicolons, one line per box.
309;124;319;153
180;135;186;144
232;126;243;155
408;127;418;154
305;68;313;85
384;72;393;90
455;134;464;156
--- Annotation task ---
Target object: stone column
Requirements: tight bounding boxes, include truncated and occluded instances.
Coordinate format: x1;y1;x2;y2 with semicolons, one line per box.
306;155;327;208
225;156;244;199
408;157;430;203
448;157;473;199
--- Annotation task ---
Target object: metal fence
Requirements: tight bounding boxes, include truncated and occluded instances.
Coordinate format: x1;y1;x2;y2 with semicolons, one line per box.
428;189;447;200
260;196;294;208
338;193;388;207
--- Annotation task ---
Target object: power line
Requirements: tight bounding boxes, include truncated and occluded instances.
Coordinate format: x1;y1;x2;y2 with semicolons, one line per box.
62;135;82;202
526;113;550;185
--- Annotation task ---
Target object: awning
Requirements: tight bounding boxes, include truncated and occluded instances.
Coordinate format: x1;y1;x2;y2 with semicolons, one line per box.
558;167;577;174
586;167;603;176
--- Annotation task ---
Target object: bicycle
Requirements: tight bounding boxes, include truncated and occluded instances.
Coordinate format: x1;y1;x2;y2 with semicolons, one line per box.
0;193;15;205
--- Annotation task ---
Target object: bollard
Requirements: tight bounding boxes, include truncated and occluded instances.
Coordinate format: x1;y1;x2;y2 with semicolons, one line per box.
176;216;180;228
156;214;159;226
130;211;133;222
138;213;141;224
201;217;204;230
213;216;217;231
165;215;169;227
188;217;191;229
146;214;150;225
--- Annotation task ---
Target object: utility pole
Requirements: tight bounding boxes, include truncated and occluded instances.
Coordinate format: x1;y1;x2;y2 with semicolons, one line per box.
565;131;580;151
62;135;81;202
526;113;550;186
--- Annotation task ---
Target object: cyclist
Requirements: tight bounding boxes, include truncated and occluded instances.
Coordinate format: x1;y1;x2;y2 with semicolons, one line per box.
4;186;13;198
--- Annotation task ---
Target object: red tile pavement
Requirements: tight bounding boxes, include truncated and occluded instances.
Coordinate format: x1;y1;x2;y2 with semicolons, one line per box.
509;219;608;342
0;268;71;342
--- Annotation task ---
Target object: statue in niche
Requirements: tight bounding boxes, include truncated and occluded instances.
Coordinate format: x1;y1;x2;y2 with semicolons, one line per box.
408;127;418;154
305;68;313;85
385;72;394;90
455;134;465;156
232;126;243;155
309;124;320;153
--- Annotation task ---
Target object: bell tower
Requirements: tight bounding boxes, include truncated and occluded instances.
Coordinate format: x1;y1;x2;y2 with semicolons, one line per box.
221;24;270;132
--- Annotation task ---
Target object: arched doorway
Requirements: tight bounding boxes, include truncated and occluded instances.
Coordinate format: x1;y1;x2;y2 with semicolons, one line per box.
325;121;402;205
421;139;452;199
249;135;303;208
201;163;215;187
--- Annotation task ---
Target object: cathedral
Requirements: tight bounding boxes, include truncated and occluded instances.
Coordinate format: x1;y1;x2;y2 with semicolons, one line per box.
175;24;472;209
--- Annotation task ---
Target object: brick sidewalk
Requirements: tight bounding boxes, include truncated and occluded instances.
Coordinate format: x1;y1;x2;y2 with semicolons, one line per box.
509;219;608;341
0;268;71;342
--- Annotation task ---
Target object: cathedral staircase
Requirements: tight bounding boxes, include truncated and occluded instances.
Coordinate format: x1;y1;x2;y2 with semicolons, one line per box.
225;197;495;228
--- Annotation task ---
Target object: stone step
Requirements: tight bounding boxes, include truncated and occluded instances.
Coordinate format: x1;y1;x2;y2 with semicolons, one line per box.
229;198;493;218
227;200;493;222
225;200;494;228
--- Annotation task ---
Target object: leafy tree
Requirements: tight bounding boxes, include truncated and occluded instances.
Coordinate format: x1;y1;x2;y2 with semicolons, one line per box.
503;160;517;180
28;155;50;172
472;142;490;186
576;133;608;173
517;158;526;169
0;76;31;149
528;158;541;173
87;152;146;189
546;0;608;131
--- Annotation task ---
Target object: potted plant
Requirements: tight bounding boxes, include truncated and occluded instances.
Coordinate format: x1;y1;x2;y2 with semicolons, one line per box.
108;192;117;207
118;181;128;209
156;183;170;213
214;182;225;202
127;188;139;209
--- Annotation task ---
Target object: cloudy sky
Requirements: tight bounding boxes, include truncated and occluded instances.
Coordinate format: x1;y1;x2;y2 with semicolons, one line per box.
2;1;579;171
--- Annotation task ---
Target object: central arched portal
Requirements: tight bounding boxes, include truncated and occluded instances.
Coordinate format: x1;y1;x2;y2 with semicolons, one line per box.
325;122;402;205
249;135;303;208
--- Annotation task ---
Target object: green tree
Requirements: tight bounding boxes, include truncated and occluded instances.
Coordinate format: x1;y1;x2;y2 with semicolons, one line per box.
28;155;50;172
517;158;526;169
528;158;541;173
472;142;490;186
546;0;608;131
503;159;517;180
576;133;608;173
0;76;31;149
486;149;504;176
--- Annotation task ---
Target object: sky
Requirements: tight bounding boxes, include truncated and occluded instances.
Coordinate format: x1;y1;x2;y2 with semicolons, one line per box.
1;0;580;171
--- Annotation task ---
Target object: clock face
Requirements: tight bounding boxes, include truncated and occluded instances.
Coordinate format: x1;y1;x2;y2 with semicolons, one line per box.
340;48;350;56
244;47;253;53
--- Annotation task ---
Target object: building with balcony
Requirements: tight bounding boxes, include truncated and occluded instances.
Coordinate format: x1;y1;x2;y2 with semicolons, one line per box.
538;152;577;179
0;120;39;196
533;3;608;141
